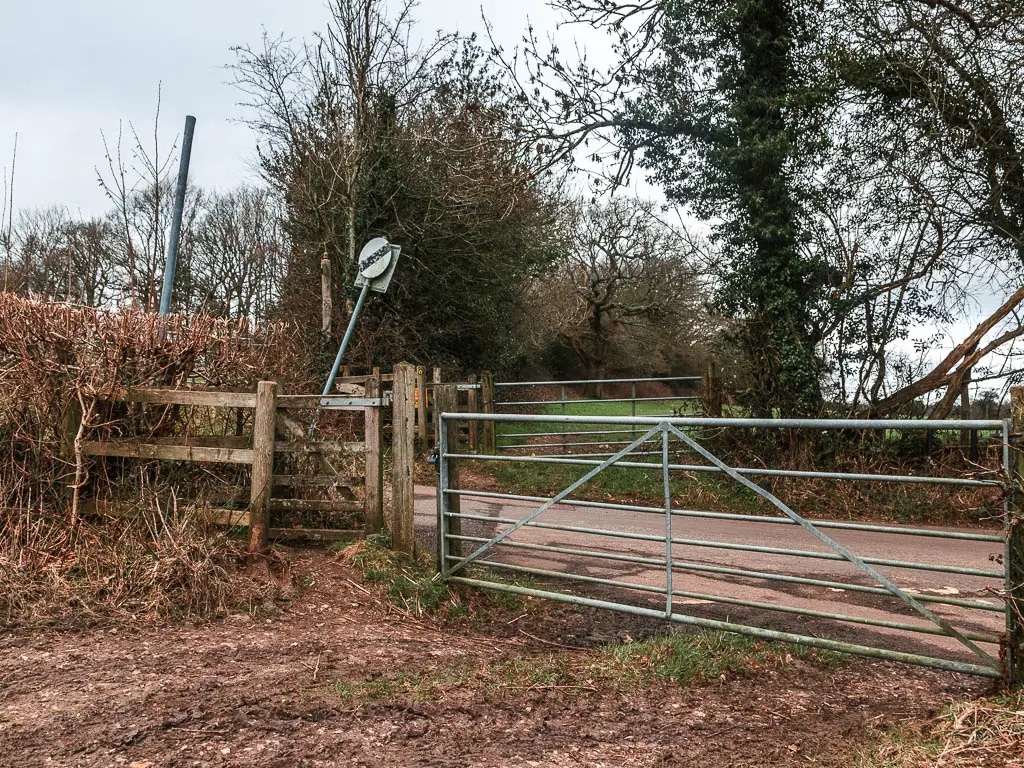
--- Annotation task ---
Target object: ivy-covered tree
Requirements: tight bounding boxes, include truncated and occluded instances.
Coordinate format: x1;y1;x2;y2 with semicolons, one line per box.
505;0;831;415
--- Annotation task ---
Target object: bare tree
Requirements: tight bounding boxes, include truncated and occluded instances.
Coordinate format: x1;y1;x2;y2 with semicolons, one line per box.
186;186;289;322
819;0;1024;416
96;86;180;309
1;133;16;293
526;198;708;384
230;0;455;345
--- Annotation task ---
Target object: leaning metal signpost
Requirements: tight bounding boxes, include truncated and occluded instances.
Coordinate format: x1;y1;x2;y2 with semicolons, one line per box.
320;237;401;402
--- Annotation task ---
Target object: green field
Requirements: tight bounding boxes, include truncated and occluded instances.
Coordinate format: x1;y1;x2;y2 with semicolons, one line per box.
490;397;766;515
476;398;999;526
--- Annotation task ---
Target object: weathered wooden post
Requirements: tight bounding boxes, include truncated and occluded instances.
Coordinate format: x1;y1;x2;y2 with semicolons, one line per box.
1007;388;1024;684
480;370;496;455
702;361;724;417
433;383;461;569
364;374;384;536
416;365;428;456
249;380;278;556
431;366;442;450
392;362;417;556
320;256;332;342
466;373;479;452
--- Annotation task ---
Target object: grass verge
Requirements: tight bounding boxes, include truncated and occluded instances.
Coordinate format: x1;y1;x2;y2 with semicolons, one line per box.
485;401;1002;527
325;629;841;703
334;533;534;618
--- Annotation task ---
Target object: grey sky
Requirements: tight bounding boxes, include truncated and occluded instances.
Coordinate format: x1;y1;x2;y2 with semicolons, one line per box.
0;0;565;218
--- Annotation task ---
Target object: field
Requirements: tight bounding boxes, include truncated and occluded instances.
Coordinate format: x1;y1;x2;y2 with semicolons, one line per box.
487;399;1004;528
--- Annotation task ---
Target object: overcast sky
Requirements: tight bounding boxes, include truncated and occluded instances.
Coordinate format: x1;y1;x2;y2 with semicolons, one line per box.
0;0;569;219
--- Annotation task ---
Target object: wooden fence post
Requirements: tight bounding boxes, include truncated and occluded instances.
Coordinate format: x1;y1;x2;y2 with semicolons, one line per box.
392;362;417;556
433;383;460;568
249;380;278;556
1007;388;1024;684
320;256;332;341
466;373;479;452
431;367;442;449
364;375;384;536
480;371;496;455
702;361;724;417
416;365;428;457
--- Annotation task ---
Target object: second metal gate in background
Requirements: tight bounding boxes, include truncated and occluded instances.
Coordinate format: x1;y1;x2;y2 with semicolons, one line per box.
437;412;1024;683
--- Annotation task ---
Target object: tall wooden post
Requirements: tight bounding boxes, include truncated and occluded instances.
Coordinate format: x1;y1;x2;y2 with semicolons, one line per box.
249;380;278;556
320;257;332;341
392;363;417;556
960;370;972;449
702;361;724;417
416;365;428;457
433;383;461;569
431;367;442;449
364;375;384;535
1007;388;1024;684
466;373;479;452
480;370;496;455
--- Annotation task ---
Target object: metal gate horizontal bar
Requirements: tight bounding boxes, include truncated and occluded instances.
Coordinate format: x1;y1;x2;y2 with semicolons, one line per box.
673;559;1003;612
446;528;999;585
495;376;703;387
445;532;1003;612
447;577;1002;678
500;429;645;439
496;396;700;407
445;517;1002;578
444;413;1005;431
445;452;1001;487
501;440;640;450
457;557;1001;645
446;489;1005;542
533;451;667;459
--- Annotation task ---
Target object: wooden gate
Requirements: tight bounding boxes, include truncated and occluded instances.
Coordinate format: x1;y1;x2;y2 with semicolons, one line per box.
80;379;386;550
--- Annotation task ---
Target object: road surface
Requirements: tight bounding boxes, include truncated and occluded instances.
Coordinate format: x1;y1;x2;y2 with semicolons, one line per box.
412;484;1007;668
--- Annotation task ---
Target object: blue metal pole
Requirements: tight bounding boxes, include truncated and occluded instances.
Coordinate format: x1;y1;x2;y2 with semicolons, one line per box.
159;115;196;316
321;281;372;398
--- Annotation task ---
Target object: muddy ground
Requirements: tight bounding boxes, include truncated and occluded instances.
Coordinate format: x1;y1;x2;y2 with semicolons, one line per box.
0;550;990;768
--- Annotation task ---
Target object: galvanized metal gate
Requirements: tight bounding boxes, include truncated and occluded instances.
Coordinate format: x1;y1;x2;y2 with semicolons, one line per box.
437;413;1023;682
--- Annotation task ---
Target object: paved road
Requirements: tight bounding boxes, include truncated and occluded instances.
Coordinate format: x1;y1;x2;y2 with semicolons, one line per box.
412;484;1006;667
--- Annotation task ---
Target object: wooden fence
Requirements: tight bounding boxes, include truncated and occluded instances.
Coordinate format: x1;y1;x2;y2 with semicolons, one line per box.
75;362;492;558
80;379;389;551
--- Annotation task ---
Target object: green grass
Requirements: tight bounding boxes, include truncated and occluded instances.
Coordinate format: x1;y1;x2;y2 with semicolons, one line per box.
492;399;768;512
339;534;542;618
323;629;843;703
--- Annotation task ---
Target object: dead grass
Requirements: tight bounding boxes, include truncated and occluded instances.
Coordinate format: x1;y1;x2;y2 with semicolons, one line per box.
856;690;1024;767
0;495;274;627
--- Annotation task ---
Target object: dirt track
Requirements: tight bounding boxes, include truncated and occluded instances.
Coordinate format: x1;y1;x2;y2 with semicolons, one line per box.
0;551;988;767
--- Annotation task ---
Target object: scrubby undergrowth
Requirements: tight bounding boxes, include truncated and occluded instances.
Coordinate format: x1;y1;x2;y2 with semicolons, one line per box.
856;689;1024;767
0;500;275;627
